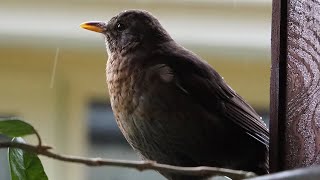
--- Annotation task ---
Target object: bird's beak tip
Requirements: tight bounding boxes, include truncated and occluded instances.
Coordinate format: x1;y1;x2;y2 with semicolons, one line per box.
80;21;104;33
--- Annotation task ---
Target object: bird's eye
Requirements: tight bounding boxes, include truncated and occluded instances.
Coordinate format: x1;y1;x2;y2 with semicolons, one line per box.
116;23;125;31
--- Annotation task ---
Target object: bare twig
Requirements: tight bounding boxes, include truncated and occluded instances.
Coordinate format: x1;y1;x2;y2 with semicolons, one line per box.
32;126;51;151
0;141;255;180
34;129;42;147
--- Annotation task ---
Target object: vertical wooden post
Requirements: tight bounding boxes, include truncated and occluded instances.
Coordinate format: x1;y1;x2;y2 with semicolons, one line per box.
270;0;288;172
270;0;320;172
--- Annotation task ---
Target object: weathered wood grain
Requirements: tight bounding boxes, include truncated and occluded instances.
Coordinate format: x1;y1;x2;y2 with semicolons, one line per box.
285;0;320;169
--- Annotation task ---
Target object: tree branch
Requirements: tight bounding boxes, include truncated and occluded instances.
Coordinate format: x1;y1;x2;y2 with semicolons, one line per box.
0;141;255;180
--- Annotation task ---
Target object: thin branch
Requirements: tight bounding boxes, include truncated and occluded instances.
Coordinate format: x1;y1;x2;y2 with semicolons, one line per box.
0;141;255;180
34;129;42;147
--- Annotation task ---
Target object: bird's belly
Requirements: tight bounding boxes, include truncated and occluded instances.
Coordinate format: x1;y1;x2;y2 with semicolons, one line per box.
112;90;227;166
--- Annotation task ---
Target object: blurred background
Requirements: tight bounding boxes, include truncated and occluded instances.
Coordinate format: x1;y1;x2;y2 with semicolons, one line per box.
0;0;271;179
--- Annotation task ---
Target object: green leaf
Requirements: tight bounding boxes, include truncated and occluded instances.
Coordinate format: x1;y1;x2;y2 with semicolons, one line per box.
0;119;36;137
8;137;48;180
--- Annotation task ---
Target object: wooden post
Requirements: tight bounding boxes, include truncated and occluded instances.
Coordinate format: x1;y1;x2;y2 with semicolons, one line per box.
270;0;320;172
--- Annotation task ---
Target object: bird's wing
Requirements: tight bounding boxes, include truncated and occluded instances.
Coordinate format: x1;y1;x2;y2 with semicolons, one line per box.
150;50;269;146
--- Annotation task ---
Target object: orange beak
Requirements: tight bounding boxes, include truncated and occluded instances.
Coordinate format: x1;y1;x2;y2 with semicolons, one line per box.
80;21;105;33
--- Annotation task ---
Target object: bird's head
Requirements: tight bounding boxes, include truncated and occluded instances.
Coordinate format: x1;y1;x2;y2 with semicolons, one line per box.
81;10;172;55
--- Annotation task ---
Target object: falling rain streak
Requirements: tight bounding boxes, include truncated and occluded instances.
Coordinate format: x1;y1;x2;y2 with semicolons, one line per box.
50;48;60;88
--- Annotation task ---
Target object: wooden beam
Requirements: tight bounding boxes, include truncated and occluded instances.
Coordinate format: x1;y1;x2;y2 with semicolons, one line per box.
270;0;320;172
248;165;320;180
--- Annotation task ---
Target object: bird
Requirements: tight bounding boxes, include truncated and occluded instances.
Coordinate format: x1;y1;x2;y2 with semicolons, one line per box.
81;10;269;180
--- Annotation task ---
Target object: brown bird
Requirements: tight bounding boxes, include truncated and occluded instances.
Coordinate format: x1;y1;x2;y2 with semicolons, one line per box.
81;10;269;180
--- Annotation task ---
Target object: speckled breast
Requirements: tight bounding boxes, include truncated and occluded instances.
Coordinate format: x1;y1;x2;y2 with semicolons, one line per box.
106;55;147;143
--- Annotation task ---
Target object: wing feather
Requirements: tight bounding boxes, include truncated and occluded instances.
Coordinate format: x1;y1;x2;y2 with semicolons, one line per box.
150;48;269;146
